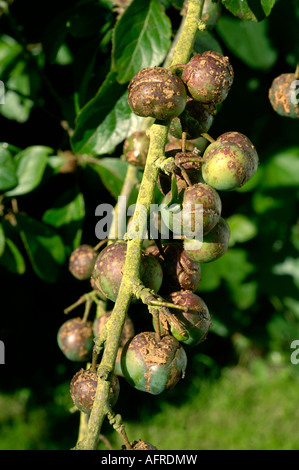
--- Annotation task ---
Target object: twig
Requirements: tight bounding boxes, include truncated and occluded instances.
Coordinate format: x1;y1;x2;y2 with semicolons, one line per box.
79;0;206;450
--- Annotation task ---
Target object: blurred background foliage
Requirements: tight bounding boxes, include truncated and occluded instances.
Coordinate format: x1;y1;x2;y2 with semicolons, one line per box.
0;0;299;450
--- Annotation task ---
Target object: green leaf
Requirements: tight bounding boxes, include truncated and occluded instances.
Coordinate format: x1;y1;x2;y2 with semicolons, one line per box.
42;190;85;250
112;0;171;84
92;158;138;199
0;223;5;256
291;223;299;252
194;30;223;55
209;317;230;337
17;214;66;282
0;146;17;191
5;146;52;197
0;238;26;275
261;0;276;17
221;0;276;21
0;58;41;123
42;9;70;63
55;44;73;65
0;35;23;77
0;89;34;123
71;71;126;154
260;148;299;189
42;191;85;228
0;142;21;155
252;191;284;214
67;0;113;38
273;257;299;290
216;17;278;70
227;214;258;246
46;156;66;172
197;261;222;292
71;71;143;155
217;248;255;285
230;280;258;310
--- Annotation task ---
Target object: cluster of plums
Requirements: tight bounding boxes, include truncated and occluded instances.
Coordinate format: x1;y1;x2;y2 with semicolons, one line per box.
57;48;259;422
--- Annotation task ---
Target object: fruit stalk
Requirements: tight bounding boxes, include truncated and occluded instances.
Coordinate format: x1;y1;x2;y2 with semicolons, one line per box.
79;0;205;450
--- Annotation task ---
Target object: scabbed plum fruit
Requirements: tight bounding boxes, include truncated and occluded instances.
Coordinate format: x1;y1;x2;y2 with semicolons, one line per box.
69;244;97;280
182;51;234;105
128;67;187;120
70;368;120;414
121;332;187;395
92;242;163;302
161;182;222;237
146;242;201;294
123;131;150;169
166;290;211;347
184;216;230;263
57;317;94;362
202;131;259;191
268;73;299;119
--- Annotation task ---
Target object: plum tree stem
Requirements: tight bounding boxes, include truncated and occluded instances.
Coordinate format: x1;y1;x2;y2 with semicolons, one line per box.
77;0;205;450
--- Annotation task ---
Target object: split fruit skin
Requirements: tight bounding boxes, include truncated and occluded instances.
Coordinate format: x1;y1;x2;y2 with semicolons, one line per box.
166;290;211;347
92;242;163;302
69;244;97;280
182;50;234;105
184;216;230;263
146;242;201;294
169;97;216;140
70;368;120;414
57;317;94;362
128;67;187;121
268;73;299;119
121;331;187;395
156;146;202;196
202;131;259;191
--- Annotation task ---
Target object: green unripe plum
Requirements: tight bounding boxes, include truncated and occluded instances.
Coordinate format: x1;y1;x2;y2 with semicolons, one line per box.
202;132;258;191
121;332;187;395
184;217;230;263
167;290;211;347
183;182;222;236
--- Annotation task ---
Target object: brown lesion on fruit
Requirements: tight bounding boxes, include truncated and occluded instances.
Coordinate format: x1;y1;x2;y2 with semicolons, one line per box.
182;51;233;104
269;73;299;117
